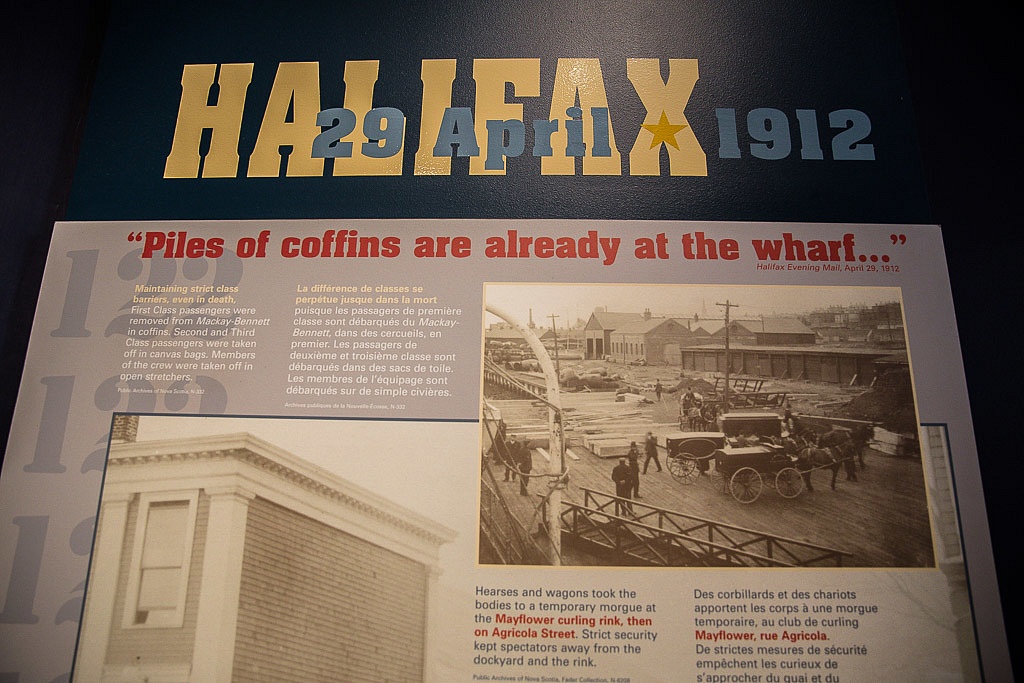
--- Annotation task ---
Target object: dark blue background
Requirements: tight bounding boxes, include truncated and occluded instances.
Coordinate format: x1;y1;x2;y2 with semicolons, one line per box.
67;0;927;223
2;1;1019;678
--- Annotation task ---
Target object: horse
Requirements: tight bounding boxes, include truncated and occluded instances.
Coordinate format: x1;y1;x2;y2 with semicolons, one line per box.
819;427;859;482
797;444;841;491
783;434;841;491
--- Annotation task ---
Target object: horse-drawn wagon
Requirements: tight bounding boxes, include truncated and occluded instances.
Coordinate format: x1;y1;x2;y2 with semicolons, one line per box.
667;411;875;502
665;433;807;503
676;378;789;431
711;443;805;503
665;431;725;483
664;411;823;503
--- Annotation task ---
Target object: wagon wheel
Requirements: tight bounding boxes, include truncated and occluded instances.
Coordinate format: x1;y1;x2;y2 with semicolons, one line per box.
667;453;700;484
710;467;729;494
775;467;804;498
729;467;763;503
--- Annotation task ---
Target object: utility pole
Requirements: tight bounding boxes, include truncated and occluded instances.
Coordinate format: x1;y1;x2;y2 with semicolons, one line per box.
548;314;561;380
716;300;739;411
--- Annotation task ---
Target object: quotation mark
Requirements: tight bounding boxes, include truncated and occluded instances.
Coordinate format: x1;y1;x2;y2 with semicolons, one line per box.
890;234;907;245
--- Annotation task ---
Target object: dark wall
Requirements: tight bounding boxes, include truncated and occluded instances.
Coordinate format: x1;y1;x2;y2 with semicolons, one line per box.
897;6;1022;676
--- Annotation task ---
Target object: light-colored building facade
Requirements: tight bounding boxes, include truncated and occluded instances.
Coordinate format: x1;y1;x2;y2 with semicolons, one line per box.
74;423;454;682
583;310;644;359
608;317;696;365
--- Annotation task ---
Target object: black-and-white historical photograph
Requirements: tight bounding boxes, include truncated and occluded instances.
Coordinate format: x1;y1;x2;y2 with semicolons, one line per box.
74;415;461;683
480;283;933;569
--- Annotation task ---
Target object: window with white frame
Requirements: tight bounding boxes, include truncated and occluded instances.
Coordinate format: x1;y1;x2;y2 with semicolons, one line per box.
123;491;198;628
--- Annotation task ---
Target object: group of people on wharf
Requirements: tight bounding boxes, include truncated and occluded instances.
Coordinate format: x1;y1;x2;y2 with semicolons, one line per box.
489;422;534;496
611;431;661;515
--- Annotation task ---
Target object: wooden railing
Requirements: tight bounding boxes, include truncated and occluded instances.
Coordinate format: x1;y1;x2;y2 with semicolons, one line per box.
483;358;547;400
555;488;851;567
479;459;550;565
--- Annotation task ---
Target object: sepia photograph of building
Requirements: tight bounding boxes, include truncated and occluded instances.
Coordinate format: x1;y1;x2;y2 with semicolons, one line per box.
74;415;457;683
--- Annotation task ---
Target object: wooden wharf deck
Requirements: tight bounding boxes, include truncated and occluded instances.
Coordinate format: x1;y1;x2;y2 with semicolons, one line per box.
483;396;933;568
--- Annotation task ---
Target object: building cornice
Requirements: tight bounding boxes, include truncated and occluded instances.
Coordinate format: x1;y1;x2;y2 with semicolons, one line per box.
108;433;456;551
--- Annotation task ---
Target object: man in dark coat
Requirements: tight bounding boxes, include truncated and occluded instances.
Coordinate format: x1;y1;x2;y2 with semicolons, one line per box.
517;441;532;496
643;431;662;473
503;435;519;481
611;457;632;515
627;443;641;500
851;423;873;469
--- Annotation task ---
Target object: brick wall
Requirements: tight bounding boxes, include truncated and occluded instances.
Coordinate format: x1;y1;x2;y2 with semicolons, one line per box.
233;496;429;682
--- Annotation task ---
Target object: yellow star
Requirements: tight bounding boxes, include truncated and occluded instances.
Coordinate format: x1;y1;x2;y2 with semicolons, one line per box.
642;111;688;150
